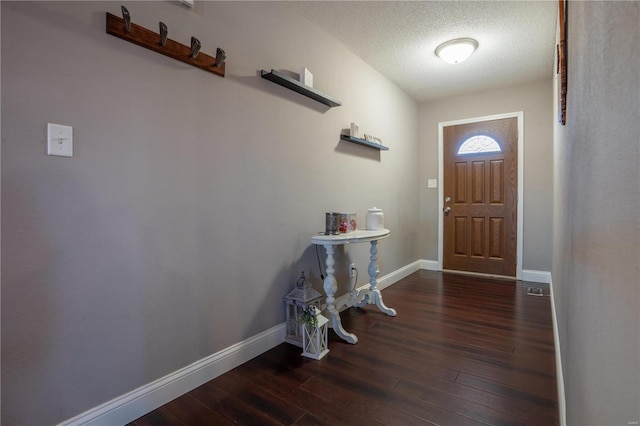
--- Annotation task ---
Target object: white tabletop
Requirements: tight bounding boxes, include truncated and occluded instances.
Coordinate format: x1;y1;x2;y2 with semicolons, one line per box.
311;229;390;245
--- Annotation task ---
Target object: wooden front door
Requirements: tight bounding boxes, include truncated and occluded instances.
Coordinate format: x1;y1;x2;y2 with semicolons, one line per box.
443;117;518;276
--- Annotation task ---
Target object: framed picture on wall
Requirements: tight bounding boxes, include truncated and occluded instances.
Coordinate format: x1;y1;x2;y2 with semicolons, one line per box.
557;0;568;125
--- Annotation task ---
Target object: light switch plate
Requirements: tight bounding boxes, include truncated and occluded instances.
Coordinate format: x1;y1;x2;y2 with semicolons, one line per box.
47;123;73;157
428;179;437;188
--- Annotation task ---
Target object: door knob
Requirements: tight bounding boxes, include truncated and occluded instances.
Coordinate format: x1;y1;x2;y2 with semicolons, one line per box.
443;207;452;213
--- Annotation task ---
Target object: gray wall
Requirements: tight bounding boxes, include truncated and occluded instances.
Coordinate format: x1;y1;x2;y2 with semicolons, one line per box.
418;79;554;271
552;1;640;425
1;2;419;424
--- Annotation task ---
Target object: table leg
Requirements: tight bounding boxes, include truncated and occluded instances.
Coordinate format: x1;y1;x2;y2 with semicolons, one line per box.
367;240;396;316
322;243;358;344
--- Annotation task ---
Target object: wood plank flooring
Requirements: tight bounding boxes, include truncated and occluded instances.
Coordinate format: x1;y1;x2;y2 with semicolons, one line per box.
129;270;558;425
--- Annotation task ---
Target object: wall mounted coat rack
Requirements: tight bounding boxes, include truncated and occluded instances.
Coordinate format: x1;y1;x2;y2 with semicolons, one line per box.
106;6;226;78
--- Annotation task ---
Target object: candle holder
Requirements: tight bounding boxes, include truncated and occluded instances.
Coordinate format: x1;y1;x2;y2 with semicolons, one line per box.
301;306;329;360
283;272;322;348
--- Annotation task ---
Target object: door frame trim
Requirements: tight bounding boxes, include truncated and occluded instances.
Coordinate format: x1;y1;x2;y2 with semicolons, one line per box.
437;111;524;279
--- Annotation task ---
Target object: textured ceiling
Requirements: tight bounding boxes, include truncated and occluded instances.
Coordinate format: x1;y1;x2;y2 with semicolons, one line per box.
290;1;559;103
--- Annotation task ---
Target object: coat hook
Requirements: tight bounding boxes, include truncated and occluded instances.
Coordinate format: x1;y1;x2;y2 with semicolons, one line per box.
159;22;168;47
121;6;131;33
190;37;201;58
214;47;226;68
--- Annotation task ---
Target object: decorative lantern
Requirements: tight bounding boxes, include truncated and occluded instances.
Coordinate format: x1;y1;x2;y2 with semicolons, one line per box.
301;306;329;360
283;272;323;348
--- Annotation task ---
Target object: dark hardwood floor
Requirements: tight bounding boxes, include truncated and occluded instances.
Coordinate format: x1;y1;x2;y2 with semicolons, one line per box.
129;270;559;425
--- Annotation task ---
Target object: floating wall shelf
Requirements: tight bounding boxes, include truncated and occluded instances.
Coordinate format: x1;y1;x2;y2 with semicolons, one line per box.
340;134;389;151
261;69;341;107
106;10;225;78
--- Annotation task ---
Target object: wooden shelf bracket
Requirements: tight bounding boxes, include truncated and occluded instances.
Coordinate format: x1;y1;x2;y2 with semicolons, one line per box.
106;6;226;78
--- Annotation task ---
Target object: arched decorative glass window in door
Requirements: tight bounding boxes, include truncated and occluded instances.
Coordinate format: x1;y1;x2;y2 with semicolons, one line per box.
457;135;502;155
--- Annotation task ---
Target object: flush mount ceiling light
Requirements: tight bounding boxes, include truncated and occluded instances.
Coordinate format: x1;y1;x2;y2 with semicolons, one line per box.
435;38;479;64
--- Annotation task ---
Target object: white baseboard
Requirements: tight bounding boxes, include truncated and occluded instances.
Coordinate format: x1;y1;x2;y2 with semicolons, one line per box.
377;260;422;290
522;269;551;284
420;259;439;271
549;275;566;425
418;261;551;284
58;323;286;426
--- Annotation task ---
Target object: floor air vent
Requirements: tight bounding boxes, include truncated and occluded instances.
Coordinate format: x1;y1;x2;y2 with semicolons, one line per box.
527;287;544;296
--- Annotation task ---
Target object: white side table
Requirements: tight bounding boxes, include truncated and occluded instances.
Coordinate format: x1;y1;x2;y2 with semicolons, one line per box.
311;229;396;344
